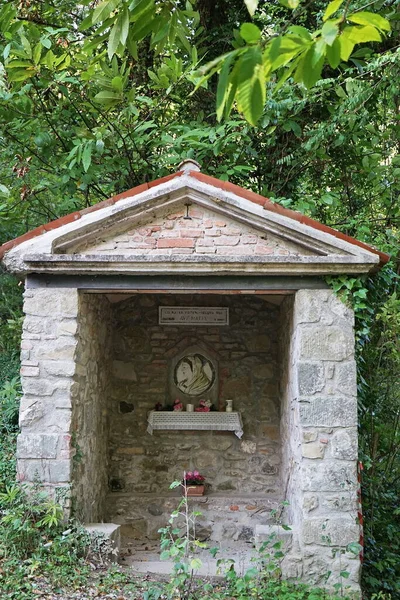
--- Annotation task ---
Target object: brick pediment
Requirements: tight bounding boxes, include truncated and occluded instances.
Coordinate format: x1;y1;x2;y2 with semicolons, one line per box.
1;171;382;275
74;202;316;259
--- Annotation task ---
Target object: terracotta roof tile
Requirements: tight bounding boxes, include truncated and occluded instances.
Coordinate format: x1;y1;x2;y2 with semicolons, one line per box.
190;171;389;267
0;168;389;267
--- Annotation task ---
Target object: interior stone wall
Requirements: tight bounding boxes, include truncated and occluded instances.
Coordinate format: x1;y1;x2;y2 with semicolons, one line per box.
71;293;113;522
105;293;283;543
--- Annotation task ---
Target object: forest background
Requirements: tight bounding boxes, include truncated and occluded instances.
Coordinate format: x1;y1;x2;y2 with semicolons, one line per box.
0;0;399;597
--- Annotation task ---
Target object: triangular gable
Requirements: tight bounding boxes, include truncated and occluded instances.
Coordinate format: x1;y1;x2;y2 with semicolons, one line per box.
0;162;388;276
66;201;320;258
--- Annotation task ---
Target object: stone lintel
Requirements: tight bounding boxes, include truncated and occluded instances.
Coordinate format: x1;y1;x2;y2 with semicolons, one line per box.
22;253;377;277
26;274;328;291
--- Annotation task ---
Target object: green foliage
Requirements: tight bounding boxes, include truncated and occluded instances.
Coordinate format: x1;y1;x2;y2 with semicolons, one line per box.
0;375;20;492
0;268;23;356
0;483;91;598
0;1;398;597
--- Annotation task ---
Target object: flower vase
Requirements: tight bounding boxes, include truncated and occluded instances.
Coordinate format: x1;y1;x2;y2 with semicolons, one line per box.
185;484;205;497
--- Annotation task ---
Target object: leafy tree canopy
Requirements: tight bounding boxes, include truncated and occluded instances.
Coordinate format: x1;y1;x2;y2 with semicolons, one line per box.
0;1;399;595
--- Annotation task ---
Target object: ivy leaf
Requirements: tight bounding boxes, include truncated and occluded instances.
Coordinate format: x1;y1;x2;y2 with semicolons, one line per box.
244;0;259;17
323;0;345;21
322;20;339;46
240;23;261;43
347;11;390;32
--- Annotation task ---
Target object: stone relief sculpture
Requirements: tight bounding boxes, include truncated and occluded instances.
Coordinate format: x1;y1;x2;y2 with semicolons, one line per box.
174;353;215;396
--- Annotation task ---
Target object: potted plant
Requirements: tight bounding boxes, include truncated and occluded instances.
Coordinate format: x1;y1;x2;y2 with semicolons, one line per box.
183;470;206;497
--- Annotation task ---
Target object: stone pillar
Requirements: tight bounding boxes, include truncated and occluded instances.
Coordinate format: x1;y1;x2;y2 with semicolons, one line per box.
280;290;361;595
17;288;79;503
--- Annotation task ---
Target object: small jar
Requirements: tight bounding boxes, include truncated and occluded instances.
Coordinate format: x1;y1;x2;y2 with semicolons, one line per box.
226;399;233;413
186;404;194;412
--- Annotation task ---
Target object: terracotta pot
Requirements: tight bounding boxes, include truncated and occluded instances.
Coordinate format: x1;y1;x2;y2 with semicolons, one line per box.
185;484;205;497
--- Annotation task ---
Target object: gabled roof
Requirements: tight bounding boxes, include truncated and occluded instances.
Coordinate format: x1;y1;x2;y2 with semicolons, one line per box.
0;160;389;276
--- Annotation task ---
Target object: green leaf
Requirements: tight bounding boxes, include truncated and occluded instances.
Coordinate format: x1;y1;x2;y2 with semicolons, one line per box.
279;0;300;8
120;4;130;45
287;25;312;40
347;25;382;43
294;43;324;88
216;54;235;121
322;20;339;46
93;0;121;24
41;37;51;49
190;558;202;570
111;75;124;92
127;34;138;59
236;47;265;126
326;37;341;68
108;7;128;58
7;68;35;81
223;61;239;119
266;35;308;71
33;43;41;65
313;38;326;65
94;90;121;103
130;0;154;20
347;11;390;32
0;184;10;197
240;23;261;44
131;10;155;41
244;0;259;17
323;0;344;21
7;60;33;68
338;29;355;60
19;34;32;58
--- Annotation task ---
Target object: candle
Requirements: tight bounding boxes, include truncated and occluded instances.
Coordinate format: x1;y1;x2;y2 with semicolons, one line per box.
186;404;194;412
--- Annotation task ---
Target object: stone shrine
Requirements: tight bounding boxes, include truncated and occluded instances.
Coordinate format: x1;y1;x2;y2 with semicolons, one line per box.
0;160;389;594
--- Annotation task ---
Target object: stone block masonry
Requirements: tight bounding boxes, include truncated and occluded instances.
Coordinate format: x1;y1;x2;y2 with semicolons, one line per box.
18;289;112;521
17;288;80;497
280;290;360;595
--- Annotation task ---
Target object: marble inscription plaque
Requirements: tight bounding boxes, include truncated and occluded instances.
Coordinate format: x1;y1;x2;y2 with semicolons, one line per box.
159;307;229;326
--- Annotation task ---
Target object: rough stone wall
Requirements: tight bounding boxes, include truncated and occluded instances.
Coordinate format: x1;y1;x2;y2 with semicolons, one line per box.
71;293;113;522
17;288;80;499
106;293;282;544
79;203;314;257
280;290;360;594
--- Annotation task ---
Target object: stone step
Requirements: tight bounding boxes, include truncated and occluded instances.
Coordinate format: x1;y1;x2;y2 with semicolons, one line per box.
254;524;294;551
84;523;121;563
